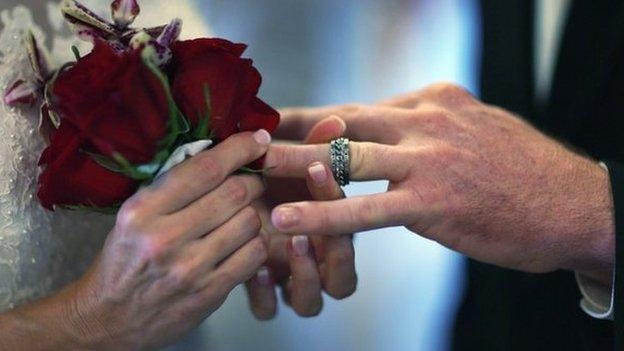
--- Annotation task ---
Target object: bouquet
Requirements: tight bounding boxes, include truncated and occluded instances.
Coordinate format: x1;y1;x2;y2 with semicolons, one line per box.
4;0;280;212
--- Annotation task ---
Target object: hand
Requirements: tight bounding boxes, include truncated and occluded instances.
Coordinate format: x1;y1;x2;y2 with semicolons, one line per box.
265;83;615;283
64;131;270;350
245;117;357;319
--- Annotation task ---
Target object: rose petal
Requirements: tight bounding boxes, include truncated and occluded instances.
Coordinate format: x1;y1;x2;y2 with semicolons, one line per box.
38;122;137;210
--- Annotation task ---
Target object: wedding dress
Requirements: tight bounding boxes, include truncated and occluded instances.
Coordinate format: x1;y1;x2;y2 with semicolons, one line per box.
0;0;211;313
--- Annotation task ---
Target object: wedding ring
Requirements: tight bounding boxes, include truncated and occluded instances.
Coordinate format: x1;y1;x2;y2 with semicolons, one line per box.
329;138;351;186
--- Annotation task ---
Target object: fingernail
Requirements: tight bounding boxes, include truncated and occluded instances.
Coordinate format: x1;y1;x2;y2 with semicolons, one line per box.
308;162;328;185
292;235;309;256
253;129;271;145
257;266;271;286
272;206;300;230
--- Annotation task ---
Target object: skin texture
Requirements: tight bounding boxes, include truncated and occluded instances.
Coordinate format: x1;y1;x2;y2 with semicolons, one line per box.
0;131;271;350
247;116;357;319
265;83;615;285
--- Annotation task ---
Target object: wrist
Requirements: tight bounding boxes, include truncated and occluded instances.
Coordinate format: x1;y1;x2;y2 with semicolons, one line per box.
0;273;106;350
60;267;120;350
562;161;615;286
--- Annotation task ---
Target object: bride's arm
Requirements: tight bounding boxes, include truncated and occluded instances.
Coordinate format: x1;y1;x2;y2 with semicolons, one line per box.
0;279;96;349
0;131;272;350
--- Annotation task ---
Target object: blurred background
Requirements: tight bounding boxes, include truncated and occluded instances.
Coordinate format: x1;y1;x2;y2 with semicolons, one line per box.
172;0;480;350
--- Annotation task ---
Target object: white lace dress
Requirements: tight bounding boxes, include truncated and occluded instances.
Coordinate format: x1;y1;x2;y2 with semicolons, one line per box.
0;0;210;313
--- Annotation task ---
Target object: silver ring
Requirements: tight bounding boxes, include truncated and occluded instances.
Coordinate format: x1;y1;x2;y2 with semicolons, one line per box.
329;138;350;186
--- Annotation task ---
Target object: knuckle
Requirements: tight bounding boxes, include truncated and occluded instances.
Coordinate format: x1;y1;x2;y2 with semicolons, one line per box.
226;132;258;162
412;106;465;136
428;82;465;96
340;103;366;116
296;276;320;289
348;143;366;179
353;200;376;228
327;247;355;268
117;198;148;232
196;153;224;184
214;269;238;289
242;207;262;232
249;238;269;263
225;177;250;205
167;264;194;289
311;204;331;234
210;236;228;255
427;83;474;105
415;106;453;125
138;236;168;265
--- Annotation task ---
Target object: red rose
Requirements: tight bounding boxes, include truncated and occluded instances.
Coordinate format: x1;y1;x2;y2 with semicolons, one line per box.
38;37;279;210
38;123;137;210
51;40;170;164
170;38;280;141
39;40;171;209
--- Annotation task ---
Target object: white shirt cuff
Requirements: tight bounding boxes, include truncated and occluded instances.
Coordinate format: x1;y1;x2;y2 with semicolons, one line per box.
576;272;614;320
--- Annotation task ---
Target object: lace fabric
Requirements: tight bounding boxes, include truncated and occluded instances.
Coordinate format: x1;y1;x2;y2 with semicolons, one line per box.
0;5;114;313
0;0;209;313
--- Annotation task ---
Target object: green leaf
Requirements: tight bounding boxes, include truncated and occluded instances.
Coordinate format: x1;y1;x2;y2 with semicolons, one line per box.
192;84;214;140
112;153;155;180
71;45;81;61
141;51;190;151
85;149;167;181
43;62;75;129
238;166;276;175
83;151;124;173
193;117;209;140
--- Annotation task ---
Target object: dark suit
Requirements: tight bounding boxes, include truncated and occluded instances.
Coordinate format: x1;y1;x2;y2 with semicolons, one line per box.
453;1;624;350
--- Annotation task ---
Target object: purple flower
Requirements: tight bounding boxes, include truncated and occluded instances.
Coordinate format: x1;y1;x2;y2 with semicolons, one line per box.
111;0;140;29
3;80;38;106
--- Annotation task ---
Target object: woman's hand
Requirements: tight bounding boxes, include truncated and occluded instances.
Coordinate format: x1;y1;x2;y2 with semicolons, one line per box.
265;84;615;283
0;130;271;351
245;117;357;319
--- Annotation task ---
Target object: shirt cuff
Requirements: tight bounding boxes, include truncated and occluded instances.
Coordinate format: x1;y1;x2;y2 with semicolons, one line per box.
576;271;614;320
575;161;615;320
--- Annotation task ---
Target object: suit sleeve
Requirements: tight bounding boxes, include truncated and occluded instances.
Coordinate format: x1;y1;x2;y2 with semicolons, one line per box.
604;161;624;349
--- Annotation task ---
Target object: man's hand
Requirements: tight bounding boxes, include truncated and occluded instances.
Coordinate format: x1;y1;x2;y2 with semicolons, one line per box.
245;116;357;319
265;83;615;284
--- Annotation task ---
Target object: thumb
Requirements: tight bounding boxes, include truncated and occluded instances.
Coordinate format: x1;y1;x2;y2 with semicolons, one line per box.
304;115;347;144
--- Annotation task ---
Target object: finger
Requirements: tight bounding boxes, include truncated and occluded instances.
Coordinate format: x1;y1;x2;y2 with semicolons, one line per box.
209;237;268;292
377;91;423;109
265;142;410;182
378;83;476;109
271;191;417;236
245;267;278;320
305;163;357;299
185;206;262;272
143;130;272;214
321;236;357;299
306;162;344;200
303;115;346;144
279;278;293;307
276;105;406;142
288;236;323;317
172;175;265;239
